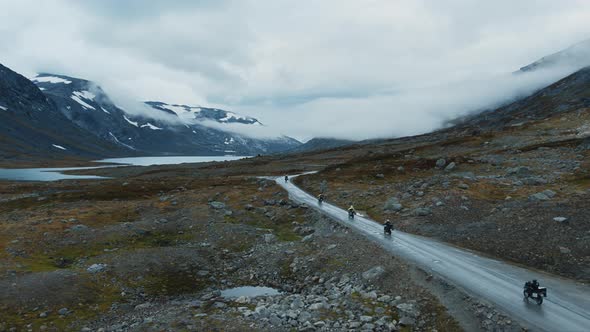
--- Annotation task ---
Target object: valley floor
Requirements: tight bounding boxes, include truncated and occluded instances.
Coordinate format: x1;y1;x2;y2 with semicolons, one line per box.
1;154;523;332
2;105;590;331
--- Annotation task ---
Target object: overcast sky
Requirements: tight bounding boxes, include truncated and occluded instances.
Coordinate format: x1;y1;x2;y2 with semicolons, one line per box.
1;0;590;141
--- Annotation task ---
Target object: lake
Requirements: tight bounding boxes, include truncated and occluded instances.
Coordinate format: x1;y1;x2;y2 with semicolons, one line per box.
0;155;248;181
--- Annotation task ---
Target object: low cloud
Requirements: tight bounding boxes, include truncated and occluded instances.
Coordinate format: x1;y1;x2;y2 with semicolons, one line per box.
1;0;589;141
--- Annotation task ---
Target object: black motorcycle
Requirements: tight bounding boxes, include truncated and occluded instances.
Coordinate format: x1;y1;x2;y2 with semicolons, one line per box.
523;280;547;305
318;196;324;205
348;210;356;220
384;223;393;235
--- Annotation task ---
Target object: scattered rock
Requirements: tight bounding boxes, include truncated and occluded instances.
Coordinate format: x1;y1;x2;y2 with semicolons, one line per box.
57;308;69;316
435;159;446;168
553;217;568;223
375;173;385;179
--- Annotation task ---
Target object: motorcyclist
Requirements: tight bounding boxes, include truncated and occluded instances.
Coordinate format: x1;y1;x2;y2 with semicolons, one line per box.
284;175;289;182
348;205;356;218
531;279;540;291
318;193;325;203
384;219;393;235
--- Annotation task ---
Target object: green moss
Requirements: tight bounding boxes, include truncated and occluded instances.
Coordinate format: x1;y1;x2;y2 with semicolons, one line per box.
14;230;195;273
139;270;210;296
0;280;122;330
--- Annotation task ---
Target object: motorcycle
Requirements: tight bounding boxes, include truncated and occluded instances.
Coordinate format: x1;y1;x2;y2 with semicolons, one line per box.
384;223;393;235
318;196;324;205
523;281;547;305
348;209;356;219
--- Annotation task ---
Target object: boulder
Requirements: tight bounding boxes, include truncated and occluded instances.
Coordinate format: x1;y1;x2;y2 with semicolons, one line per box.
506;166;532;177
70;224;89;232
435;159;446;168
553;217;568;223
383;197;403;212
209;201;226;209
263;234;277;244
444;162;457;171
87;263;107;274
362;266;386;280
414;207;432;216
529;190;556;201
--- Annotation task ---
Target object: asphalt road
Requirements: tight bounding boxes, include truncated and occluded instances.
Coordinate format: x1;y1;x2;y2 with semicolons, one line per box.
277;175;590;332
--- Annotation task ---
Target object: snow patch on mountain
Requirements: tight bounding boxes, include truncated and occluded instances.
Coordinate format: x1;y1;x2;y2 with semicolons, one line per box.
109;132;135;150
73;90;96;100
123;115;139;127
0;105;7;111
32;76;72;84
71;91;96;110
141;122;162;130
52;144;67;150
101;107;110;114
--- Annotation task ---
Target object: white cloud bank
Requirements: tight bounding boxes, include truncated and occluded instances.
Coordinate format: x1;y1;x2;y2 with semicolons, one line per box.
0;0;589;140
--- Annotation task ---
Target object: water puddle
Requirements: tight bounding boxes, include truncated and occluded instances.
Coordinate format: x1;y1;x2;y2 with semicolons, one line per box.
220;286;281;298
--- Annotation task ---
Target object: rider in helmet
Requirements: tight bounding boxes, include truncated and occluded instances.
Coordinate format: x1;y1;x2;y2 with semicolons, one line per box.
384;219;393;234
318;193;325;202
284;175;289;182
531;279;539;291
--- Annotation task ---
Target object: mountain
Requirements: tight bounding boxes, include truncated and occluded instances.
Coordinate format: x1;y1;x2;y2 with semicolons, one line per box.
31;73;300;156
0;64;131;163
286;138;356;153
519;39;590;73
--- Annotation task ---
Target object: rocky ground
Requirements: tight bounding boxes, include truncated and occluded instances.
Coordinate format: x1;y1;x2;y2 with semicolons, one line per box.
2;161;498;332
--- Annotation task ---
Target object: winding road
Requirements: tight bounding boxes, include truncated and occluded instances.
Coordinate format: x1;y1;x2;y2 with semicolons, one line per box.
276;175;590;332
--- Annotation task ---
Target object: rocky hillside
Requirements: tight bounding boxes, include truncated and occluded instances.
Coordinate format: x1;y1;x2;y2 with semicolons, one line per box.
32;73;301;156
0;64;130;163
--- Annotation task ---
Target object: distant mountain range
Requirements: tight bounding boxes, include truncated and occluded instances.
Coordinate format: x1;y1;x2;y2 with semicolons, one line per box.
2;39;590;162
0;66;302;162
